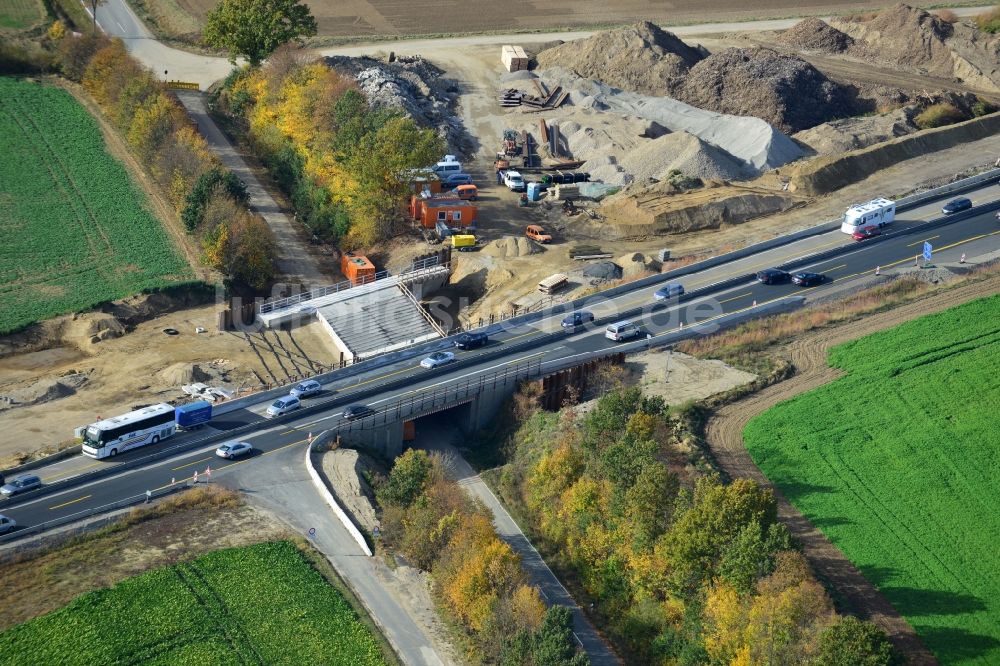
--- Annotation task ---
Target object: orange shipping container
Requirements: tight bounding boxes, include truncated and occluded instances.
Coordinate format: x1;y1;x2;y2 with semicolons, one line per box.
341;253;376;286
418;198;477;229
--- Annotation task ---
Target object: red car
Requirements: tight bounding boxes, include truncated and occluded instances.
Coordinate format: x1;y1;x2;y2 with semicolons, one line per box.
852;227;882;241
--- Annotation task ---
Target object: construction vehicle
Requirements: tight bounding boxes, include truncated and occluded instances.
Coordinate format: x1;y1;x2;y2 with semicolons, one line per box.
525;225;552;243
501;129;520;156
451;234;477;252
494;153;510;171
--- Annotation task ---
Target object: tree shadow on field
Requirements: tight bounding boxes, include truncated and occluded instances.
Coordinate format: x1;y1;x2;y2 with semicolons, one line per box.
915;625;1000;664
809;515;855;528
881;585;987;617
775;479;837;503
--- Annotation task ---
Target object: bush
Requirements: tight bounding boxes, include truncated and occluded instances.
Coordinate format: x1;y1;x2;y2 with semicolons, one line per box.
975;6;1000;33
935;8;958;23
914;102;967;129
972;99;998;117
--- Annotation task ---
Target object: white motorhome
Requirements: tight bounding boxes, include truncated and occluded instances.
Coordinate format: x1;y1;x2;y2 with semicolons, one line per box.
842;198;895;234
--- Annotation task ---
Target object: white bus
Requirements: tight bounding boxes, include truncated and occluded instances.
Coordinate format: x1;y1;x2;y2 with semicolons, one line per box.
842;198;895;234
81;403;176;459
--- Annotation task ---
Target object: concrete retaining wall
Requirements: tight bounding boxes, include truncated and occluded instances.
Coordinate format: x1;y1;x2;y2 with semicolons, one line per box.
304;433;372;557
789;113;1000;196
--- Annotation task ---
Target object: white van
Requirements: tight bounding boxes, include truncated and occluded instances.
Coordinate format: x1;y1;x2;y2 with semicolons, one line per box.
433;161;462;175
266;396;301;418
605;320;641;342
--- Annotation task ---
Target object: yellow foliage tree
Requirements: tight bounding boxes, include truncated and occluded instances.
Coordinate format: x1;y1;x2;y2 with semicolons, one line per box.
510;585;547;633
127;93;184;161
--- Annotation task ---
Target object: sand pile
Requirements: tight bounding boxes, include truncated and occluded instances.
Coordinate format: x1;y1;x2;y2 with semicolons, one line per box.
830;4;1000;92
482;236;541;259
0;373;88;410
676;48;857;133
619;131;752;182
158;362;213;385
777;17;856;53
539;67;805;172
536;21;705;96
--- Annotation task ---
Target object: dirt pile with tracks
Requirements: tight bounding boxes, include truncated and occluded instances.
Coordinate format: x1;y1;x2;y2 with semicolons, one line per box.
535;21;704;96
676;47;857;133
830;4;1000;92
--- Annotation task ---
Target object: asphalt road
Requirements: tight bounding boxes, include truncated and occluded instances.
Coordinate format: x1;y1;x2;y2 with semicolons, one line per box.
4;203;999;531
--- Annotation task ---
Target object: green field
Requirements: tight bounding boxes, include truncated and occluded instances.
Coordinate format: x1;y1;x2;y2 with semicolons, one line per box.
0;0;44;30
745;294;1000;665
0;541;389;664
0;77;191;334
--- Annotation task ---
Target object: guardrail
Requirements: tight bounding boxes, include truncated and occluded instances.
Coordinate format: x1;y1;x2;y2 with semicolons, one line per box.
259;270;393;314
0;485;185;547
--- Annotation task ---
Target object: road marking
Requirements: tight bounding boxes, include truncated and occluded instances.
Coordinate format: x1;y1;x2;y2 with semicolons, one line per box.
42;460;103;483
718;291;752;304
171;456;211;471
49;494;92;511
813;262;847;273
155;437;310;490
907;235;940;247
116;20;124;31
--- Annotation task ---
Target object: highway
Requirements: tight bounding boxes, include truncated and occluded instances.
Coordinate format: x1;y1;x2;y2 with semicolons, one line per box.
3;199;999;532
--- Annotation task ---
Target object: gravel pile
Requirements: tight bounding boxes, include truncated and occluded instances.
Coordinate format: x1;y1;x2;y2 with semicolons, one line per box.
583;261;622;280
540;66;805;172
482;236;541;259
619;132;752;182
536;21;705;96
500;69;538;83
325;55;470;154
793;107;917;155
777;17;855;52
675;48;857;134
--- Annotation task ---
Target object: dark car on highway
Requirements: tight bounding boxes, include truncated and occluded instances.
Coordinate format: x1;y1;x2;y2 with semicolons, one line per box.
561;311;594;328
756;268;790;284
942;197;972;215
792;271;826;287
454;332;488;350
343;405;373;420
852;227;882;241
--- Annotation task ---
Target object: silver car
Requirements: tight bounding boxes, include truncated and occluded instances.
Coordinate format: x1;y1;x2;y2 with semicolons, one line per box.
0;514;15;535
289;380;322;398
1;474;41;497
215;441;253;459
420;351;456;369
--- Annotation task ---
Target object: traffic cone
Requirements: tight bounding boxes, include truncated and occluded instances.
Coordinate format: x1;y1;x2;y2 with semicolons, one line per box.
752;300;757;307
171;477;175;485
915;255;919;267
205;466;211;480
960;253;966;264
308;432;313;444
193;470;199;484
875;266;880;275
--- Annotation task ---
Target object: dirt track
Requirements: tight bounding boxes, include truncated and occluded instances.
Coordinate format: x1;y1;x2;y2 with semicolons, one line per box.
705;274;1000;665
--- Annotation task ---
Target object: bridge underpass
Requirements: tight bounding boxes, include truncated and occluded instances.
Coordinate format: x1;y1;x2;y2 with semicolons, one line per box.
332;353;626;458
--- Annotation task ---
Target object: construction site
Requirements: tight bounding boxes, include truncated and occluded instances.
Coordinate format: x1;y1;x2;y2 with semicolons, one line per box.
5;3;1000;457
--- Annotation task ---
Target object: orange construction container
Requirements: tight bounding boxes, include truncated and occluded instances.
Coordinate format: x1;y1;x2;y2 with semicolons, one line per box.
407;174;442;195
403;420;416;442
341;253;376;286
417;198;477;229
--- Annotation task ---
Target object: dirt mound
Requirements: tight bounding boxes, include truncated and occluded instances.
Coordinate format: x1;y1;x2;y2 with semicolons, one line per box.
157;362;213;386
482;236;541;259
793;107;918;155
0;373;88;411
535;21;705;96
777;17;855;53
619;131;752;182
831;4;1000;92
675;48;857;133
319;448;378;532
63;313;126;347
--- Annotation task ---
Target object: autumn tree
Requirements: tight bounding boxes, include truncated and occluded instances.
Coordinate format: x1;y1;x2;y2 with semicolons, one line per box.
202;210;276;289
813;616;894;666
376;449;432;508
203;0;317;66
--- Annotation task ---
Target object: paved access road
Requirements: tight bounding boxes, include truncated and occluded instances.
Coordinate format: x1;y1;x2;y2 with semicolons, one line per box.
5;202;999;530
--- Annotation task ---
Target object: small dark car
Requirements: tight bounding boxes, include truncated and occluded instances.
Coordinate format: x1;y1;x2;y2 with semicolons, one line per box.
942;197;972;215
343;405;373;420
792;272;826;287
561;311;595;328
454;332;489;350
852;227;882;241
756;268;790;284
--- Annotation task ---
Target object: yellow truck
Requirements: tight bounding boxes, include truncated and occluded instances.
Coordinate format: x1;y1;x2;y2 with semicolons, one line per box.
451;234;477;252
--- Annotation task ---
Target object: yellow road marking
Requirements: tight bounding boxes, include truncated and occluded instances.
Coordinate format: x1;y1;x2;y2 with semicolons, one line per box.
907;235;940;247
814;262;847;273
154;437;310;491
49;494;92;511
718;291;752;304
171;456;211;471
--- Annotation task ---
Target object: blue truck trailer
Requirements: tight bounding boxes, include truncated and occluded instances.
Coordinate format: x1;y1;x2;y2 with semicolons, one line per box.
175;401;212;430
